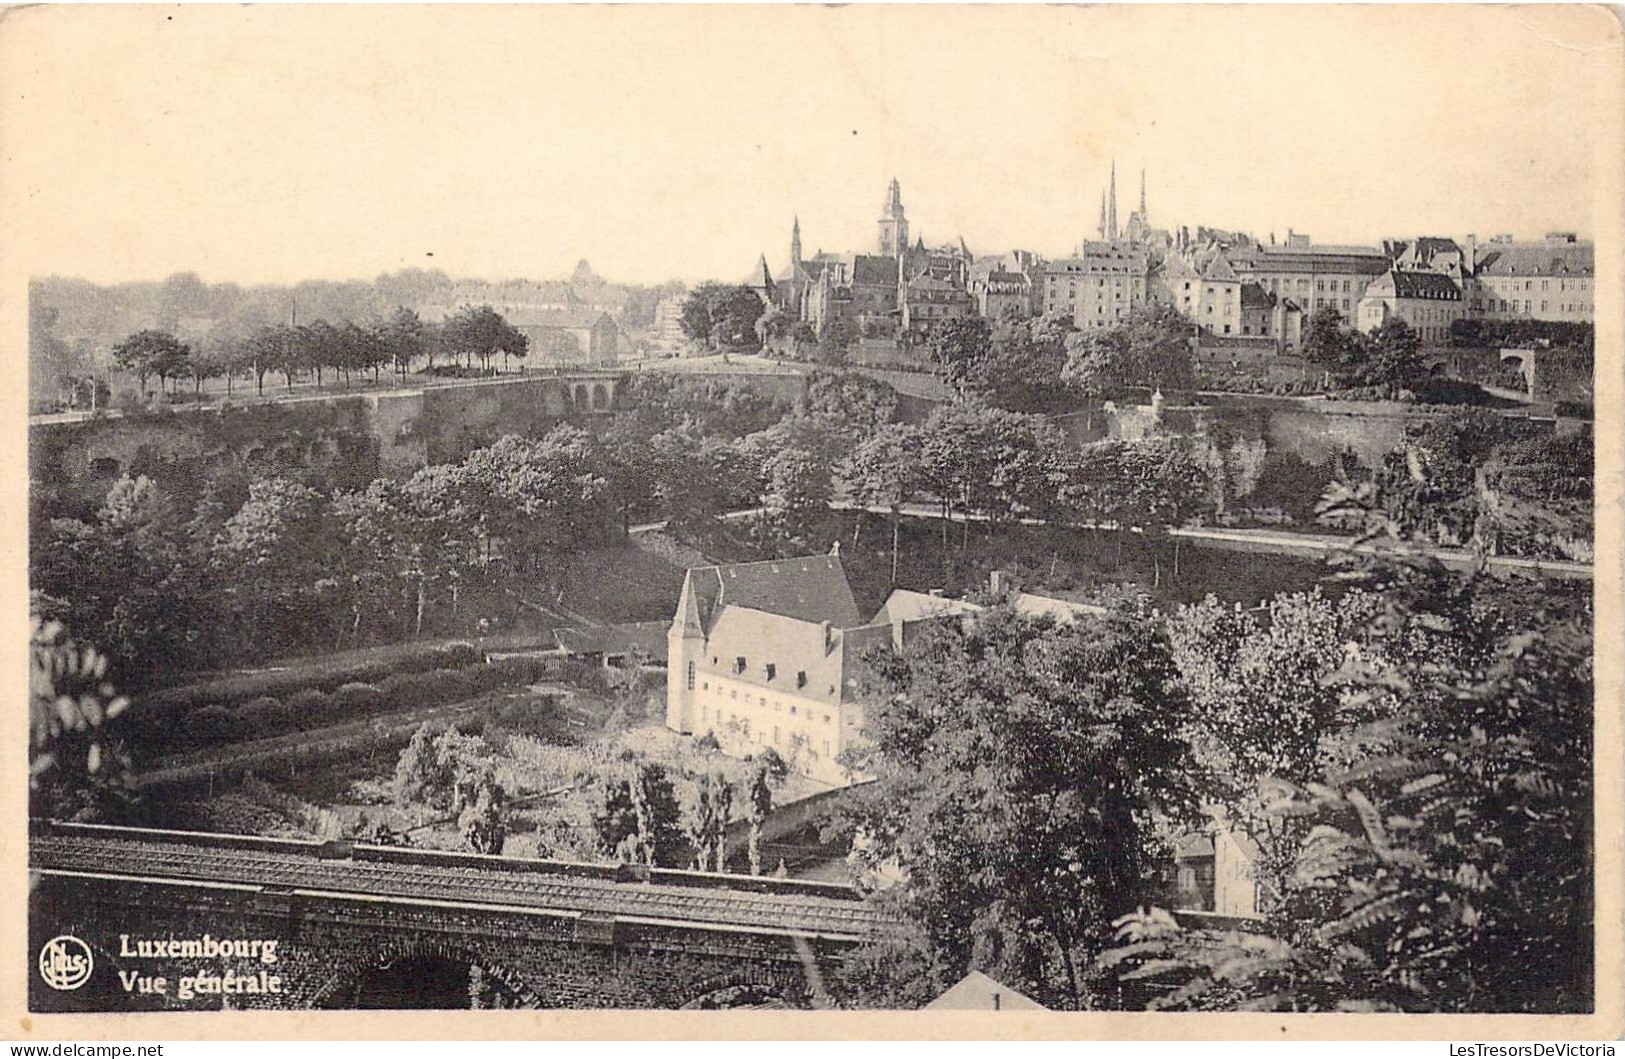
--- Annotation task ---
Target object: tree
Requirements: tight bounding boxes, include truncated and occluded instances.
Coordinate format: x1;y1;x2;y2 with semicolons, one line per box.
383;306;430;379
708;286;768;350
1165;588;1394;908
804;369;899;434
595;763;684;866
745;761;773;876
841;604;1199;1008
1299;306;1354;369
972;312;1077;412
214;478;339;652
926;316;994;394
817;315;860;366
1363;318;1424;391
440;304;528;373
837;422;926;584
185;344;227;395
1105;532;1592;1013
30;613;134;822
678;283;723;345
459;783;507;855
1061;304;1195;398
113;330;191;396
685;771;735;872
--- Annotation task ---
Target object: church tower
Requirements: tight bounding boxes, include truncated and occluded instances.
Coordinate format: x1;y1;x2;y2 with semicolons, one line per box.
1139;168;1148;224
1107;159;1119;242
790;215;802;268
878;178;909;256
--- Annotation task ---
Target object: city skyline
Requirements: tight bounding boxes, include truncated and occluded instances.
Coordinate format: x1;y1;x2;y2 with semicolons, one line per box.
2;5;1616;290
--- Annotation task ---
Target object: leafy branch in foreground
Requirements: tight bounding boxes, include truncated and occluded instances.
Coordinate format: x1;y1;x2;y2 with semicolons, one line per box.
1101;486;1592;1013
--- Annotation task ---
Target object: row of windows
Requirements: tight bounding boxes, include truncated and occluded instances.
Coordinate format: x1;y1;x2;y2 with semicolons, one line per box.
1478;299;1592;315
707;710;835;760
698;682;836;725
1484;278;1590;292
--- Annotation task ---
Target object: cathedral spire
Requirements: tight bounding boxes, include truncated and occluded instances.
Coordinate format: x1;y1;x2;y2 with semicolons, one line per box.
1108;158;1119;242
791;215;802;267
1098;191;1107;240
1139;168;1147;223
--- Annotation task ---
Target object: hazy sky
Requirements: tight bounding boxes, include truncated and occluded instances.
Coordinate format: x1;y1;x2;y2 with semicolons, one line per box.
1;4;1619;288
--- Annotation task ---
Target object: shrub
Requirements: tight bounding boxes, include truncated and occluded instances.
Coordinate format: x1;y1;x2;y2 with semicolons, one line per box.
184;704;243;749
436;642;482;668
331;682;384;718
284;688;332;727
237;696;287;736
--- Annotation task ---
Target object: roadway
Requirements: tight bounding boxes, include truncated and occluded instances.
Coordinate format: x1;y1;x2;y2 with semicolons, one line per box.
631;501;1592;581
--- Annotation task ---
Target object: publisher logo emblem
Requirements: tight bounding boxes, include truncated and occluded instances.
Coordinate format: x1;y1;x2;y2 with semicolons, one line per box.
39;935;93;991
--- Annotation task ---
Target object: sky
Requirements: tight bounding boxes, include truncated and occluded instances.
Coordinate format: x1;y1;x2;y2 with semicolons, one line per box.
1;4;1619;288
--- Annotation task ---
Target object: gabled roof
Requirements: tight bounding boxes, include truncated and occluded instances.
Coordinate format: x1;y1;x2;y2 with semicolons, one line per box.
680;555;863;632
850;255;899;286
1200;253;1239;282
748;255;775;290
1160;254;1201;281
1474;243;1594;277
1240;282;1275;310
873;589;980;625
1374;269;1463;300
925;971;1046;1011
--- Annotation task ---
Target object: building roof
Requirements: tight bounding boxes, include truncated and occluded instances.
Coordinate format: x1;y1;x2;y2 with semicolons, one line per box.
1369;269;1463;301
874;588;1104;628
850;255;899;286
1011;592;1106;622
503;307;618;330
1474;243;1594;277
873;589;981;626
1200;252;1239;283
1239;282;1275;310
1229;245;1389;275
554;620;669;660
681;555;863;632
925;971;1047;1011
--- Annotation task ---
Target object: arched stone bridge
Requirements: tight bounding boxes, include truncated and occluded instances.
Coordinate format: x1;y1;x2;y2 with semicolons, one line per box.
28;822;893;1011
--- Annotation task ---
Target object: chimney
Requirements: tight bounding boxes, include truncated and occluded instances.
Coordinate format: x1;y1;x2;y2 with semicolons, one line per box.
1464;233;1478;275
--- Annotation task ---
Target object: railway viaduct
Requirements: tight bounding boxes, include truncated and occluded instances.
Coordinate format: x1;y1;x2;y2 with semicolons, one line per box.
28;822;893;1012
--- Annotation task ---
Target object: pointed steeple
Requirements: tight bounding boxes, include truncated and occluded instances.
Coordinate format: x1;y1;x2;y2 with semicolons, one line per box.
1108;158;1119;242
790;215;802;267
878;177;909;255
1139;169;1148;223
1098;191;1107;240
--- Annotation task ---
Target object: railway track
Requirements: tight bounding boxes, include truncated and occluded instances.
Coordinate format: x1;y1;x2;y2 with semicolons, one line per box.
31;832;892;940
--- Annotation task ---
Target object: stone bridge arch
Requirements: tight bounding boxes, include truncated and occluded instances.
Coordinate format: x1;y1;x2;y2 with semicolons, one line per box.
678;968;812;1010
1499;348;1537;395
310;939;542;1010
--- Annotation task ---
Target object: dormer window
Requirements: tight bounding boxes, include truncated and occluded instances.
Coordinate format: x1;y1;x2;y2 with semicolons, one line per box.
796;671;808;689
734;656;747;674
765;663;777;682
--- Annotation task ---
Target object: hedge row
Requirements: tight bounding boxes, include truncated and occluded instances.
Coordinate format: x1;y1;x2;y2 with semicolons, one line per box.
142;641;487;715
131;654;567;756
